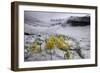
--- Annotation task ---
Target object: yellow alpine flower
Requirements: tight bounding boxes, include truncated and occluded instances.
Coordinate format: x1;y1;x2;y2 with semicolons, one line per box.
45;36;55;49
56;36;65;49
28;42;41;54
56;36;70;51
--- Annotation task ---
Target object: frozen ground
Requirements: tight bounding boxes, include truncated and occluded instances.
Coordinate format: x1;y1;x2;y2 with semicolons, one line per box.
24;24;90;61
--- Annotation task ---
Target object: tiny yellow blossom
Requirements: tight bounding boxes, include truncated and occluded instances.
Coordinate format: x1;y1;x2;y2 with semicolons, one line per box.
28;42;41;54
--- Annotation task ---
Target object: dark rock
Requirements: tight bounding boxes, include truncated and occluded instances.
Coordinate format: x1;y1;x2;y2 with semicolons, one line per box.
67;16;90;26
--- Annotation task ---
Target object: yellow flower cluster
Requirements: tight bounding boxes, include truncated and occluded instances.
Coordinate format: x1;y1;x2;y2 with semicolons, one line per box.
28;42;41;54
45;35;71;59
45;35;70;50
45;35;56;49
56;36;66;49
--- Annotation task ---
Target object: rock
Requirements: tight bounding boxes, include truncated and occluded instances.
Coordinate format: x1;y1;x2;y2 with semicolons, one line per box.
67;16;90;26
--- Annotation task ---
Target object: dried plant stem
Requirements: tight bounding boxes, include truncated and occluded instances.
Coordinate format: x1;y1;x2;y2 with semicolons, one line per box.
51;50;52;60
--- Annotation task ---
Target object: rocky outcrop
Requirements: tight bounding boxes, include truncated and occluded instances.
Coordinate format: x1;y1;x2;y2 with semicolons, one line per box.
67;16;90;26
